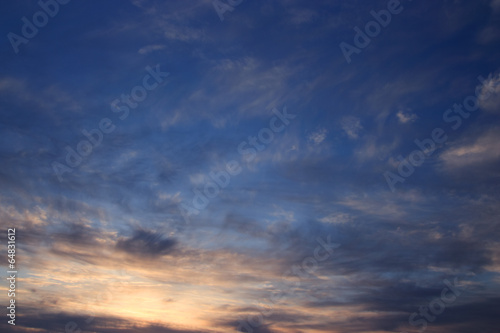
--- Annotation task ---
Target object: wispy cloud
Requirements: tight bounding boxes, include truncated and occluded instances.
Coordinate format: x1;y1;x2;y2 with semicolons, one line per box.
440;128;500;169
478;72;500;113
308;128;327;144
341;116;363;139
138;44;167;54
396;109;418;124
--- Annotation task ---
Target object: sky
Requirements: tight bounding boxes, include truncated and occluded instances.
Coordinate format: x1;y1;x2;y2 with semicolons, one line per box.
1;0;500;332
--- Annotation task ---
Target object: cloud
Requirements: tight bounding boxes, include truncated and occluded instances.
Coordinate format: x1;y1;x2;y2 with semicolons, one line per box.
491;0;500;12
116;229;178;257
308;128;327;144
341;116;363;139
354;135;399;163
0;77;82;115
138;44;167;55
157;56;296;129
477;25;500;44
131;0;147;8
164;25;206;42
52;222;103;247
440;128;500;169
319;212;352;224
0;311;207;333
478;72;500;113
396;110;418;124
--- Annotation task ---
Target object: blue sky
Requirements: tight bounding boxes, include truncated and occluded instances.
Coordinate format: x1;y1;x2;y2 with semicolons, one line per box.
1;0;500;332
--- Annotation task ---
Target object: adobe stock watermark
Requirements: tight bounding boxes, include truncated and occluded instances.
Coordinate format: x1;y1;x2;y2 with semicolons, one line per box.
52;64;170;182
178;106;296;223
7;0;72;54
401;277;468;333
384;73;498;192
236;235;340;333
339;0;413;64
212;0;244;21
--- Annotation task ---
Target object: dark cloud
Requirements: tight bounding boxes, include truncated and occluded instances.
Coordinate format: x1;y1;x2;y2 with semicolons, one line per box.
51;222;102;247
0;310;205;333
116;229;177;257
